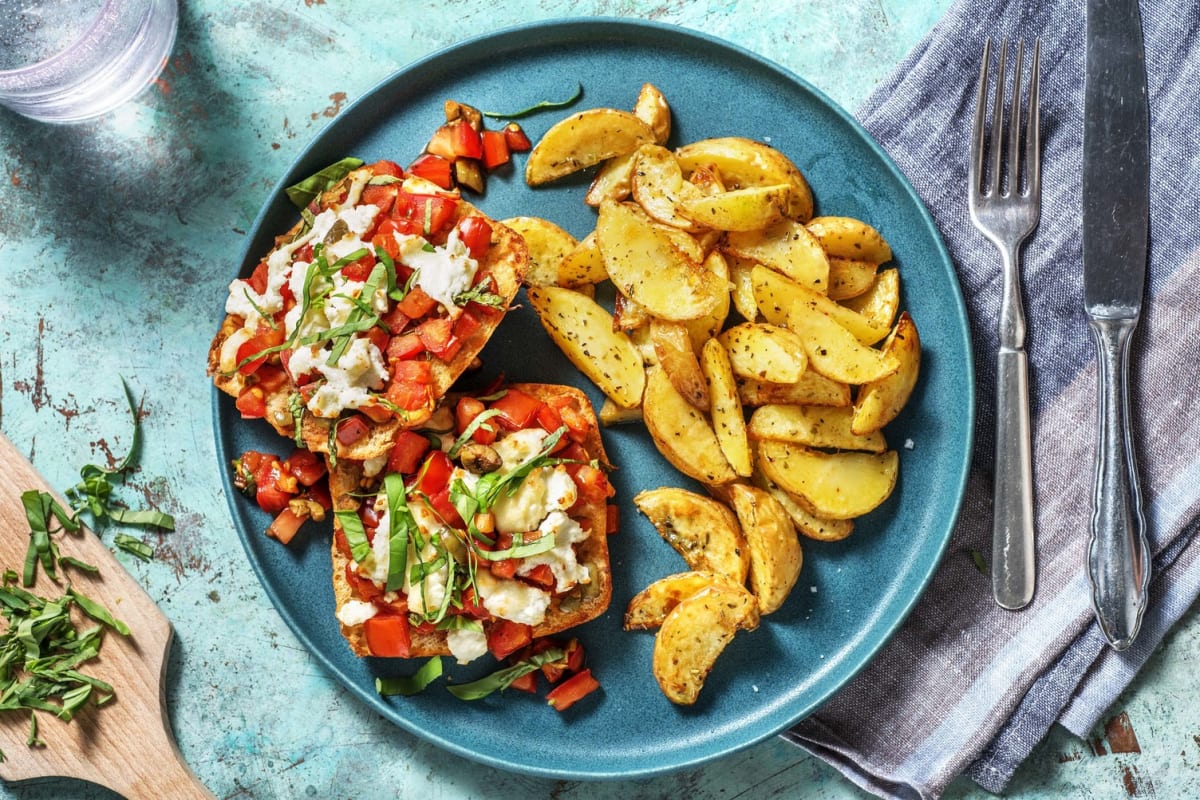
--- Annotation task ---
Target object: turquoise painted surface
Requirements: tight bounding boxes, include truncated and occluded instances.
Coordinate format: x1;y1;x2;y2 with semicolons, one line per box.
0;1;1196;798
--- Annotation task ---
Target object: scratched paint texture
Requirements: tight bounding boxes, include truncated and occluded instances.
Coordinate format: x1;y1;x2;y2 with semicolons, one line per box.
0;1;1197;798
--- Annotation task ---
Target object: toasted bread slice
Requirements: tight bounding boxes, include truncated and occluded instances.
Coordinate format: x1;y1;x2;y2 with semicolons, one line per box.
330;383;613;660
208;163;528;453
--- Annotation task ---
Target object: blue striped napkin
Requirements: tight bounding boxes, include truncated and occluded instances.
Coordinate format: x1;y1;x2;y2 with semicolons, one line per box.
782;1;1200;796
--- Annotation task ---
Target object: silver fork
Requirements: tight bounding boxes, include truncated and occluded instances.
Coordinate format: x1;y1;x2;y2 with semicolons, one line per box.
968;39;1042;610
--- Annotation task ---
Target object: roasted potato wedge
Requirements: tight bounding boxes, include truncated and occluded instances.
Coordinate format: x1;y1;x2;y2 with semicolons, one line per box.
676;183;791;232
584;151;636;206
631;144;706;232
651;318;709;411
806;216;892;264
634;486;748;582
726;255;761;322
526;108;656;185
724;219;830;292
652;584;759;705
752;264;889;345
674;136;813;221
787;301;899;385
634;82;671;144
527;285;646;408
599;397;643;427
718;322;808;384
596;199;723;322
757;439;899;519
752;471;855;541
852;311;921;434
501;216;578;286
827;257;879;301
747;404;887;453
557;231;608;288
684;250;732;353
642;367;737;485
624;569;744;630
728;484;803;614
736;373;851;408
701;338;753;477
842;268;901;343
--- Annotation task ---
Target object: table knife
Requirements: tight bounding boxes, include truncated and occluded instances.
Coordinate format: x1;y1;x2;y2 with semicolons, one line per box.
1082;0;1151;650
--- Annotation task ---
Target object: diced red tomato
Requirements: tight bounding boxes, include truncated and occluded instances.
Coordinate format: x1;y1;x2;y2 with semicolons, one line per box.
235;386;267;418
387;430;431;476
386;334;426;365
452;305;485;342
487;619;532;660
385;360;434;412
416;316;458;359
395;286;438;319
362;183;399;215
285;449;326;486
235;337;269;376
406;153;454;190
339;249;377;282
246;261;270;295
424;124;458;160
489;388;543;431
546;669;600;711
415;450;454;496
255;364;290;393
305;481;332;511
563;638;586;673
481;130;510;171
490;558;518;580
334;529;351;559
379;303;410;335
557;442;588;464
428;487;464;529
503;122;533;152
265;507;306;544
369;159;404;179
393;191;459;237
252;458;293;514
571;463;615;506
457;586;490;620
364;613;412;658
455;396;497;445
346;562;384;602
359;400;394;424
455;215;492;259
535;403;565;438
371;228;402;262
508;671;538;694
521;564;555;591
336;415;371;446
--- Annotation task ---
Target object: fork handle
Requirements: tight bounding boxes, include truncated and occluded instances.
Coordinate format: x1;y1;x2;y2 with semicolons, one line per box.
1087;316;1149;650
992;346;1036;609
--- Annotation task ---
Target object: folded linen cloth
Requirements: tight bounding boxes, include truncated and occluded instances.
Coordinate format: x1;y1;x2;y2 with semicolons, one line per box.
783;1;1200;797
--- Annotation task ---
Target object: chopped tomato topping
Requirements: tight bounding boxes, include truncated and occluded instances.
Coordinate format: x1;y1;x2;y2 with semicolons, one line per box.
395;286;438;319
370;159;404;179
481;130;510;171
457;586;490;620
571;463;615;506
371;228;402;262
392;191;459;237
455;216;493;259
416;317;458;359
362;183;399;216
490;558;518;580
339;249;377;282
415;450;454;496
508;671;538;694
285;449;326;486
406;153;455;191
452;305;486;342
235;386;267;419
387;430;431;476
487;619;532;660
305;480;332;511
252;457;292;514
386;332;425;362
247;261;270;295
503;122;532;152
385;360;434;412
346;562;384;601
336;415;371;446
455;396;496;445
265;507;307;544
255;364;290;393
546;669;600;711
520;564;555;591
364;613;412;658
489;388;543;431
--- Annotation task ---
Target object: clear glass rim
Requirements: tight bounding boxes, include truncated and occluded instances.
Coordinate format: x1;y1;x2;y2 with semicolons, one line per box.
0;0;120;79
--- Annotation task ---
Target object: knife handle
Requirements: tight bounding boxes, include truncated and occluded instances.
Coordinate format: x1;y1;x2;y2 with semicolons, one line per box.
1087;316;1150;650
993;347;1036;609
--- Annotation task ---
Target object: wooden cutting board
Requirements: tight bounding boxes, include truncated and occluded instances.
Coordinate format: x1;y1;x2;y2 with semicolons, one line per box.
0;433;213;799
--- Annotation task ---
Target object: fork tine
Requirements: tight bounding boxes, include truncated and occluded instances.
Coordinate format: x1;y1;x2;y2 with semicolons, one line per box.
988;40;1008;195
970;39;992;194
1026;39;1042;199
1007;41;1025;196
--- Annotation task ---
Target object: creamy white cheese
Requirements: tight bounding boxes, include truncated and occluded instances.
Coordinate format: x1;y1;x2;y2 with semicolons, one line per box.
446;627;488;665
285;336;387;417
395;227;479;318
336;599;378;627
474;568;551;626
492;465;578;533
362;455;388;478
491;428;549;471
517;510;590;591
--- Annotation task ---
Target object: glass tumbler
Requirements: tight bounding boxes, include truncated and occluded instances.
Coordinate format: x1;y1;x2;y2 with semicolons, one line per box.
0;0;178;123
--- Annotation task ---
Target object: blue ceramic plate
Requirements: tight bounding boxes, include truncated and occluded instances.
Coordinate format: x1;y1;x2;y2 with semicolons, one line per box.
214;18;973;781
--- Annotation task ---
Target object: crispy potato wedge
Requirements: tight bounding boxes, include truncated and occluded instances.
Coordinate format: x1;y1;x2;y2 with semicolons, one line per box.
634;82;672;144
701;338;753;477
724;219;830;292
526;108;656;185
596;199;722;321
676;183;791;232
842;268;901;335
652;318;709;411
748;404;886;453
652;584;759;705
728;484;803;614
751;471;855;541
752;264;889;345
584;151;636;206
757;439;899;519
642;367;737;485
631;145;706;232
685;250;732;353
634;486;749;582
736;373;851;408
557;231;608;288
827;257;878;301
718;322;808;384
787;301;899;385
624;570;744;630
612;289;652;333
501;216;578;287
674;136;814;221
806;216;893;264
599;397;643;427
852;311;921;434
527;285;646;408
726;255;761;322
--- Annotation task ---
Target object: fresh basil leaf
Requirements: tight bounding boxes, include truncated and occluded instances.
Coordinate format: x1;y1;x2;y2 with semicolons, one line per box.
334;509;370;563
113;534;154;562
285;157;364;208
67;589;129;636
376;657;443;697
383;474;411;594
481;83;583;119
446;409;503;460
446;648;564;701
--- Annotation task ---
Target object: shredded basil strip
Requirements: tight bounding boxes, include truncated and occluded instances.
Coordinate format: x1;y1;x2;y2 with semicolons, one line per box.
374;244;398;300
335;510;371;564
241;288;277;328
446;647;565;701
66;588;130;636
229;253;326;374
446;409;503;460
285;157;364;208
376;656;443;697
367;174;403;187
21;491;64;586
289;393;306;447
323;259;387;367
383;474;411;594
57;556;98;574
480;83;583;119
453;284;504;309
113;534;154;562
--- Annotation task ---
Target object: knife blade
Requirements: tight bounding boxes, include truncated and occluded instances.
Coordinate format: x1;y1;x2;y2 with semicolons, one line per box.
1081;0;1151;650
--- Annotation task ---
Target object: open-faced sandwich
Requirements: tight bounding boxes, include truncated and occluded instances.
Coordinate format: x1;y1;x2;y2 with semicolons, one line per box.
208;158;528;461
328;383;615;665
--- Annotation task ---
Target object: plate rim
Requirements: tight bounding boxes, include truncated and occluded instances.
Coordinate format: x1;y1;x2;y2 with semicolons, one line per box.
213;15;975;781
